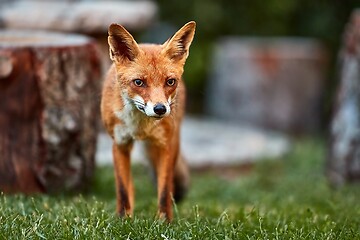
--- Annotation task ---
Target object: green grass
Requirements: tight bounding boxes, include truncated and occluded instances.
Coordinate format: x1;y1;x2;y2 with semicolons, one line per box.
1;139;359;239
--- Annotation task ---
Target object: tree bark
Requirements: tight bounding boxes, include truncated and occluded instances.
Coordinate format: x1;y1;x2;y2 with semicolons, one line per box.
0;30;101;193
327;10;360;187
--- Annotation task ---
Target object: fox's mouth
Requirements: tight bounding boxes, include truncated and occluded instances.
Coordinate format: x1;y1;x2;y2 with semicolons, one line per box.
133;100;146;113
137;105;145;112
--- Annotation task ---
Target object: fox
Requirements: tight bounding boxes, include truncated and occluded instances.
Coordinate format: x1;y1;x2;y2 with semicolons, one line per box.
100;21;196;221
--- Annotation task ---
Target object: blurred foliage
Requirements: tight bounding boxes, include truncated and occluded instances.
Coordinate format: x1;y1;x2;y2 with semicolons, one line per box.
155;0;360;113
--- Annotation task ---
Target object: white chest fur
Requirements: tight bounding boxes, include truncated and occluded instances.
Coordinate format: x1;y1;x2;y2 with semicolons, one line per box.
113;104;162;145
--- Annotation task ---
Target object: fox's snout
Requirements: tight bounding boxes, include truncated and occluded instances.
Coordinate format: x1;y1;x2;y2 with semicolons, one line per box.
132;95;171;118
144;101;170;118
153;103;167;115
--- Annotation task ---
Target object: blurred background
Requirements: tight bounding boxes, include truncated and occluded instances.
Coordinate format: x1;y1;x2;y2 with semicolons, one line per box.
153;0;358;128
2;0;360;125
1;0;360;192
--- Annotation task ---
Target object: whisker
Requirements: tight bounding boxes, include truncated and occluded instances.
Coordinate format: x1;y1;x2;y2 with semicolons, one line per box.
169;99;177;106
133;100;145;107
170;101;179;109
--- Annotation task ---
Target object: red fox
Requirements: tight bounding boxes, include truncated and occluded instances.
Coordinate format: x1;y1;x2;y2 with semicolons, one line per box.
100;21;196;221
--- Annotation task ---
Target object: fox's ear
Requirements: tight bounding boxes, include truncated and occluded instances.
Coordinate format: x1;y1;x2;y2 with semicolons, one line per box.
108;24;140;62
163;21;196;62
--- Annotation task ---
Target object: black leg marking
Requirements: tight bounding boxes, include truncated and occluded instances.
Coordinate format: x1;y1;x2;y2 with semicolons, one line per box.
173;175;188;203
118;179;129;216
159;185;168;213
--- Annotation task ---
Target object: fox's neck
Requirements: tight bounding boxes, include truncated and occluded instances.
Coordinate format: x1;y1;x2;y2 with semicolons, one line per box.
116;92;152;123
113;92;162;140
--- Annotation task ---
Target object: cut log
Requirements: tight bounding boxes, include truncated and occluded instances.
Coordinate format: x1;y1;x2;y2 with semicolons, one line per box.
206;37;327;133
0;30;101;193
0;1;157;33
327;10;360;187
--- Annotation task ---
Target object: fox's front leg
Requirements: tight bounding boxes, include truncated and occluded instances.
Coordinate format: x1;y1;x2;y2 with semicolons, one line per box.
147;140;178;221
112;142;134;217
157;153;175;221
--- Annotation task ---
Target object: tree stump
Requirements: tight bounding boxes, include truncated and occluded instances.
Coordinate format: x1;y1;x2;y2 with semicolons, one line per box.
0;30;101;193
206;37;327;133
327;10;360;187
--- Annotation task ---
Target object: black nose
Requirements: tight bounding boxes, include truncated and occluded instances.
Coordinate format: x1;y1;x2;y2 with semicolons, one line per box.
153;103;167;115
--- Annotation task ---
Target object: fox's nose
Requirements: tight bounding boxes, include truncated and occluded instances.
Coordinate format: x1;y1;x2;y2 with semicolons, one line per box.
153;103;167;115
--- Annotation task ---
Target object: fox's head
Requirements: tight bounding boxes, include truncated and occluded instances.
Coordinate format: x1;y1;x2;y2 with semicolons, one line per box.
108;21;196;119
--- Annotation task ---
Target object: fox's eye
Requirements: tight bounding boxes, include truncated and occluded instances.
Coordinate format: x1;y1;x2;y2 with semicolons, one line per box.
166;78;176;86
133;79;144;87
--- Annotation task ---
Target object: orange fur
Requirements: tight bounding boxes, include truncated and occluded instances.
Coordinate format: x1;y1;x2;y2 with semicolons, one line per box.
101;21;195;221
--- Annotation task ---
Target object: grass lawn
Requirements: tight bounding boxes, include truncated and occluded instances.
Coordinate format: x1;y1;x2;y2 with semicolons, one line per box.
1;139;359;239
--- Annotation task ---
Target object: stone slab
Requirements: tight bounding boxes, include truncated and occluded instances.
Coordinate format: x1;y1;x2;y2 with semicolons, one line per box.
0;1;157;33
95;117;290;168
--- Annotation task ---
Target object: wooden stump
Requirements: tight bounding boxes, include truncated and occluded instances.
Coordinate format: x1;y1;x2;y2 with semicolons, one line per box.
206;37;327;133
0;30;101;193
327;10;360;187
